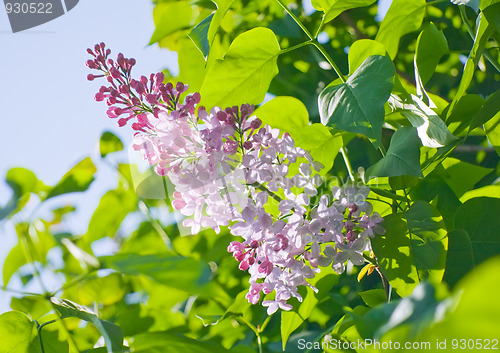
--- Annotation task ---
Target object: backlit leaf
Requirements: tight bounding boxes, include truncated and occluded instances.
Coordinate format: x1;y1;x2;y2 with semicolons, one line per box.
199;27;280;108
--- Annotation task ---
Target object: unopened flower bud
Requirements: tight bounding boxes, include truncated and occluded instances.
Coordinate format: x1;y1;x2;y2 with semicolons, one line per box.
250;118;262;129
110;68;121;79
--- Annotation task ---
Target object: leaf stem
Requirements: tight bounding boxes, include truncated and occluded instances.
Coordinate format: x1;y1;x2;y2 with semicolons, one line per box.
259;314;273;332
48;301;80;353
378;144;387;157
275;0;346;83
275;0;313;40
239;316;263;353
311;41;347;83
375;267;391;302
35;320;46;353
314;15;326;38
340;147;355;181
0;286;42;297
279;40;313;55
36;317;58;353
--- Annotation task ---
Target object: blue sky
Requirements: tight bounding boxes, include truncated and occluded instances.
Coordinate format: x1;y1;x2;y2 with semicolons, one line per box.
0;0;178;310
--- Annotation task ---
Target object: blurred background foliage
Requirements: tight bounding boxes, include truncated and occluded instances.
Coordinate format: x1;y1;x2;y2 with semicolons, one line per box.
1;0;500;352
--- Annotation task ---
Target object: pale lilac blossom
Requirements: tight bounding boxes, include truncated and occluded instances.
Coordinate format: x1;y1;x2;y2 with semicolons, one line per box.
88;43;385;315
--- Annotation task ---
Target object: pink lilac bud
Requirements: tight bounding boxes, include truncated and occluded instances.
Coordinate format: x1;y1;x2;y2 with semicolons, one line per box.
250;118;262;129
119;85;129;94
145;94;158;105
110;67;121;79
155;72;164;83
346;230;357;243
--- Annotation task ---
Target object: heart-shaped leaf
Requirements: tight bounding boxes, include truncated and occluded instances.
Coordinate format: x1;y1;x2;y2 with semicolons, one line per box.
444;197;500;287
372;201;448;297
319;55;395;146
367;126;423;178
199;27;280;108
375;0;426;59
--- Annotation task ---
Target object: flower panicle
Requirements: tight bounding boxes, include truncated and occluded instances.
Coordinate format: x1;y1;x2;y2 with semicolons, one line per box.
87;43;385;315
86;42;200;131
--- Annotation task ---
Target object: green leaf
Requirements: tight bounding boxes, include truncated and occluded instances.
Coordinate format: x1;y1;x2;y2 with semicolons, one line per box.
78;273;126;306
221;290;252;320
389;94;456;148
480;0;500;10
3;243;26;286
50;298;124;353
115;304;154;337
434;158;492;198
0;311;68;353
45;157;96;200
414;23;449;85
149;1;194;45
281;272;339;349
132;331;231;353
372;201;448;297
359;289;387;308
254;96;309;132
355;283;449;340
177;37;208;93
366;127;423;178
319;55;395;146
289;124;343;173
446;13;494;118
61;238;100;272
99;253;212;293
444;197;500;287
99;131;124;158
460;185;500;203
199;27;280;108
1;168;40;220
6;167;37;197
189;13;214;58
484;101;500;157
311;0;377;23
347;39;388;75
482;2;500;33
423;256;500;341
84;186;137;243
410;174;461;230
469;89;500;132
254;97;341;172
375;0;426;59
445;94;485;135
207;0;237;49
11;296;51;320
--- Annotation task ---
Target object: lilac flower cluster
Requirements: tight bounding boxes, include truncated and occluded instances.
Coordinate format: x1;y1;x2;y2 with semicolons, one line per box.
87;44;385;315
